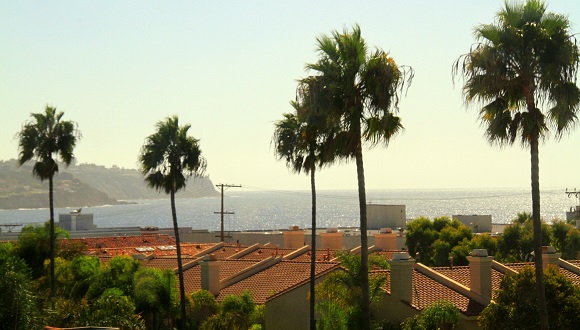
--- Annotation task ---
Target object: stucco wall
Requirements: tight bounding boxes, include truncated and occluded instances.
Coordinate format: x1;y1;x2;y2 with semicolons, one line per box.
265;273;331;330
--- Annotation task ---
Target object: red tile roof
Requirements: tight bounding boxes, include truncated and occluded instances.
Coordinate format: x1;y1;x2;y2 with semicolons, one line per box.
62;234;175;249
217;260;340;304
141;257;201;270
431;266;504;293
84;242;218;258
236;246;302;261
206;244;250;260
380;269;486;317
290;249;341;262
181;259;262;295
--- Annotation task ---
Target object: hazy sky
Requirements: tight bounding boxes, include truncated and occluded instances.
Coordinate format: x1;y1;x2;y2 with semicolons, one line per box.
1;1;579;191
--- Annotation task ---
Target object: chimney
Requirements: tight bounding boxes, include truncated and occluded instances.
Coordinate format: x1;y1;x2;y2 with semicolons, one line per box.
320;228;344;249
283;226;305;249
389;252;415;303
541;246;562;269
466;249;494;300
374;228;397;250
201;254;220;296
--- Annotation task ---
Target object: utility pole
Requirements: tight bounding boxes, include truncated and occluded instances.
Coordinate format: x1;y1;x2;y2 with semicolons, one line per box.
214;184;241;242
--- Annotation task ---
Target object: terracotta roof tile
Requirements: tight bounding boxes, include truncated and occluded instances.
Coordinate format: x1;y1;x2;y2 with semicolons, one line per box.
236;246;301;261
371;250;404;261
207;244;250;259
432;266;504;293
62;234;175;249
568;260;580;267
181;259;261;295
217;260;339;304
290;249;341;262
84;242;218;258
141;257;200;270
380;269;486;317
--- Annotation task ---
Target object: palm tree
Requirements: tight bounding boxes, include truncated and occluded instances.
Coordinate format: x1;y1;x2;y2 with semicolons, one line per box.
16;105;80;299
453;1;580;328
139;115;206;329
273;76;333;329
306;25;413;329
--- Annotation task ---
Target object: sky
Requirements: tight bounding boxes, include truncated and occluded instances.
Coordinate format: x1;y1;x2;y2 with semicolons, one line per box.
1;1;579;191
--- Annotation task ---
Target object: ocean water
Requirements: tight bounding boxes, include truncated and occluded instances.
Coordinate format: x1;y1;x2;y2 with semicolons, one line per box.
0;188;576;232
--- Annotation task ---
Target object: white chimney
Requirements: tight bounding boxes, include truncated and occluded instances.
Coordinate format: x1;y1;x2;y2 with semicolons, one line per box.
466;249;494;300
541;246;562;269
389;252;414;303
201;254;220;296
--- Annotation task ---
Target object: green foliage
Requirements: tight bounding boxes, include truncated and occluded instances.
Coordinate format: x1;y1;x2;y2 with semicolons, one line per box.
315;252;389;330
41;297;85;328
200;291;259;330
87;255;141;299
450;239;473;266
402;300;460;330
563;228;580;260
188;290;219;329
316;300;349;330
139;115;206;194
42;289;146;330
305;24;413;329
84;288;146;330
469;234;498;257
134;267;176;330
496;216;552;262
55;255;101;301
16;222;69;278
551;220;572;252
479;266;580;329
250;304;265;330
140;115;207;327
405;216;473;266
0;251;39;330
17;106;80;300
405;217;438;264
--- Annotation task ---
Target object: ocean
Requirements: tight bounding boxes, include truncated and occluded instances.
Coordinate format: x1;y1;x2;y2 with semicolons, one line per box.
0;187;576;232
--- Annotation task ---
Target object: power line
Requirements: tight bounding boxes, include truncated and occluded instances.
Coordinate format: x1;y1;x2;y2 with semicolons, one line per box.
214;184;242;242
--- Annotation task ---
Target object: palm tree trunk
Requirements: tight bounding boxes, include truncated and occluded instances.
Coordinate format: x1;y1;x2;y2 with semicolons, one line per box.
171;188;187;330
309;164;317;330
49;175;56;300
355;143;370;330
531;137;549;330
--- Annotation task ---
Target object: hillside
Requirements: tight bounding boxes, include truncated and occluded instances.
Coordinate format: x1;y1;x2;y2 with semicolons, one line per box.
0;160;218;209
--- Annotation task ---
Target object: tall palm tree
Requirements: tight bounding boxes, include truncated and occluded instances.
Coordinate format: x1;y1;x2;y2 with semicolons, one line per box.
273;76;333;330
139;115;206;329
16;105;80;300
306;25;413;329
453;1;579;328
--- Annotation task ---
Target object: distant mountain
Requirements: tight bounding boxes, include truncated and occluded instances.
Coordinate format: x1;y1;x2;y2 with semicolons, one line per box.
0;160;218;210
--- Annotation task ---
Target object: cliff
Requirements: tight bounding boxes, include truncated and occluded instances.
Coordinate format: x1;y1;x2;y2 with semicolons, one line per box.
0;160;218;210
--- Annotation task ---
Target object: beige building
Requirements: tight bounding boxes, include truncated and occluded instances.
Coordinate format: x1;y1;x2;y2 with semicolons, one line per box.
367;204;406;230
453;214;492;233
